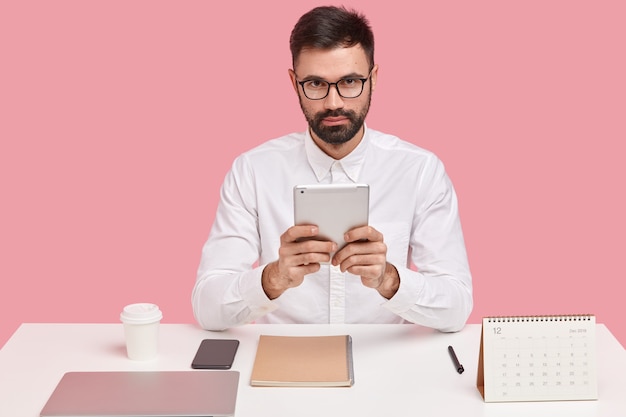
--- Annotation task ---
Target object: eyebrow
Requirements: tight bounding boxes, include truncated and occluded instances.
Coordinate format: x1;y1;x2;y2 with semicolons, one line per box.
298;71;367;82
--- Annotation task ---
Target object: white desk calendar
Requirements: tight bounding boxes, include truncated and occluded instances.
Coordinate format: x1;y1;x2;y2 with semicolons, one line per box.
477;314;597;402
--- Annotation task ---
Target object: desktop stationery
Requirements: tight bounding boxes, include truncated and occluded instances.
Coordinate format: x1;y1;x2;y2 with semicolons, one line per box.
2;323;626;417
477;314;597;402
250;334;354;387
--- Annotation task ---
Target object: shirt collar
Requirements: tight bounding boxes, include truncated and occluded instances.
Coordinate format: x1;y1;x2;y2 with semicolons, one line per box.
304;124;369;183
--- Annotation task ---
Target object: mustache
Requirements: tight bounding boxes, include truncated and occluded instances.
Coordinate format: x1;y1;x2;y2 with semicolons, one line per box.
315;109;356;120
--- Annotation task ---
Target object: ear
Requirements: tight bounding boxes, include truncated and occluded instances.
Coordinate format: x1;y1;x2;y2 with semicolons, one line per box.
370;64;379;93
288;69;299;93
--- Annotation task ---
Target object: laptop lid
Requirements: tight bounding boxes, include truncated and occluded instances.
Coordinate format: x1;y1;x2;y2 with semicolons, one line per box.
40;370;239;417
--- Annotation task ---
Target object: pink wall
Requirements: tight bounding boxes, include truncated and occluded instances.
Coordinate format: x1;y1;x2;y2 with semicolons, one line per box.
2;1;624;349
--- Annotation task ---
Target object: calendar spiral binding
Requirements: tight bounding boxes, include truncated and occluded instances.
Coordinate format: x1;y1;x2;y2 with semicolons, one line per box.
485;314;594;323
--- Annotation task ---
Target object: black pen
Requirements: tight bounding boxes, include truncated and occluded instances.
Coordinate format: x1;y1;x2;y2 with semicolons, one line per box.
448;345;464;374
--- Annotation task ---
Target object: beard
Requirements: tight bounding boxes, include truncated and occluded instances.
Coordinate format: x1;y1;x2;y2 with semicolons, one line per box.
299;90;371;145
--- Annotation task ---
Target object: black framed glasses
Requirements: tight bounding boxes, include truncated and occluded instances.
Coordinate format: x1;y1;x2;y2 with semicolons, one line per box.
296;70;373;100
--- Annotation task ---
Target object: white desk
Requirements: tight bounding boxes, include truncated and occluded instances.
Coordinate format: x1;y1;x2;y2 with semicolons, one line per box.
1;323;624;416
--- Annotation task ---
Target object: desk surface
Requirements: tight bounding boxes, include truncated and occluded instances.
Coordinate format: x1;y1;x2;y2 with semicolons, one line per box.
1;323;624;417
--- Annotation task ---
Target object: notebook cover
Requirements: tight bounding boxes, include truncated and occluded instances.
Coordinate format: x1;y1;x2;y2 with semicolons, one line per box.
250;335;354;387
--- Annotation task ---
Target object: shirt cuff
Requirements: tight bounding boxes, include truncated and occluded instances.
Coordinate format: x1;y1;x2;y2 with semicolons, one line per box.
239;264;279;317
381;266;425;315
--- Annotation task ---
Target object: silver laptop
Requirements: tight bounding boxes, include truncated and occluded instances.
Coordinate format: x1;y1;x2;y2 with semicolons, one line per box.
40;370;239;417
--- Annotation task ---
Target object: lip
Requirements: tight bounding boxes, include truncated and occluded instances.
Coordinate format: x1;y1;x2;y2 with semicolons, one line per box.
322;116;349;126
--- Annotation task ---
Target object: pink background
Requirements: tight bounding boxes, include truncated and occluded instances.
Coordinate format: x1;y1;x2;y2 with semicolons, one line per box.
1;1;624;349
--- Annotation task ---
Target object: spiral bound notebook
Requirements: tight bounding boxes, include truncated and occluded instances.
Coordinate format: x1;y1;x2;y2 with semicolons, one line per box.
477;314;597;403
250;335;354;387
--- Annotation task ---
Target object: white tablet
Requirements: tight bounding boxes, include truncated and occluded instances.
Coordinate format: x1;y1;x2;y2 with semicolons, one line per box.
293;183;369;259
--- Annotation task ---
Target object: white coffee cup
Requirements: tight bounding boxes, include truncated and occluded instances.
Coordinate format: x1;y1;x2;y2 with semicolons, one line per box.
120;303;163;360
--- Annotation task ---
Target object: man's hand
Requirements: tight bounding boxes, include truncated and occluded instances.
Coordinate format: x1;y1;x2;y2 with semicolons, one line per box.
332;225;400;299
262;225;337;300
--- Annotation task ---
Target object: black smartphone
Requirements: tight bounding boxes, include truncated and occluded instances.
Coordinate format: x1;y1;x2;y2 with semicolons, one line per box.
191;339;240;369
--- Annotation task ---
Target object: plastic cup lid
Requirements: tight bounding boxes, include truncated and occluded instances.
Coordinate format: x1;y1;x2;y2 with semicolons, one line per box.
120;303;163;325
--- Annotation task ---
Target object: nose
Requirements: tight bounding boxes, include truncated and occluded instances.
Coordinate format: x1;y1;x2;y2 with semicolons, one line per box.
323;84;344;110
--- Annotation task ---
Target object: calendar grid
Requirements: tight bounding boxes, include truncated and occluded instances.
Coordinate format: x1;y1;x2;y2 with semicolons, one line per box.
477;315;597;402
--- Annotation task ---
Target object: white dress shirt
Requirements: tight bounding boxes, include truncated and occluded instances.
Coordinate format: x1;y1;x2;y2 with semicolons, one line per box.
192;125;472;332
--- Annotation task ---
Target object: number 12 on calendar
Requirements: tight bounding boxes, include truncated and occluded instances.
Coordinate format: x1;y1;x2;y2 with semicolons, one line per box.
476;315;598;402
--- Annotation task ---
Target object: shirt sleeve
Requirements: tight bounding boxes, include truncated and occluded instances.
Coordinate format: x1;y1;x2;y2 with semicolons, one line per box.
191;156;278;330
382;155;473;332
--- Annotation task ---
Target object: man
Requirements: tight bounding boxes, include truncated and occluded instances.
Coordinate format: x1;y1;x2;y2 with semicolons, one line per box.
192;6;472;332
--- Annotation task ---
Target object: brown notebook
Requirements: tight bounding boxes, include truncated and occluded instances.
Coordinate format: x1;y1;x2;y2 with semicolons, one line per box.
250;335;354;387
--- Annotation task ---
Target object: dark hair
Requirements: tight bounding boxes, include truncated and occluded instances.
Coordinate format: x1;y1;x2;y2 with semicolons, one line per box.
289;6;375;69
